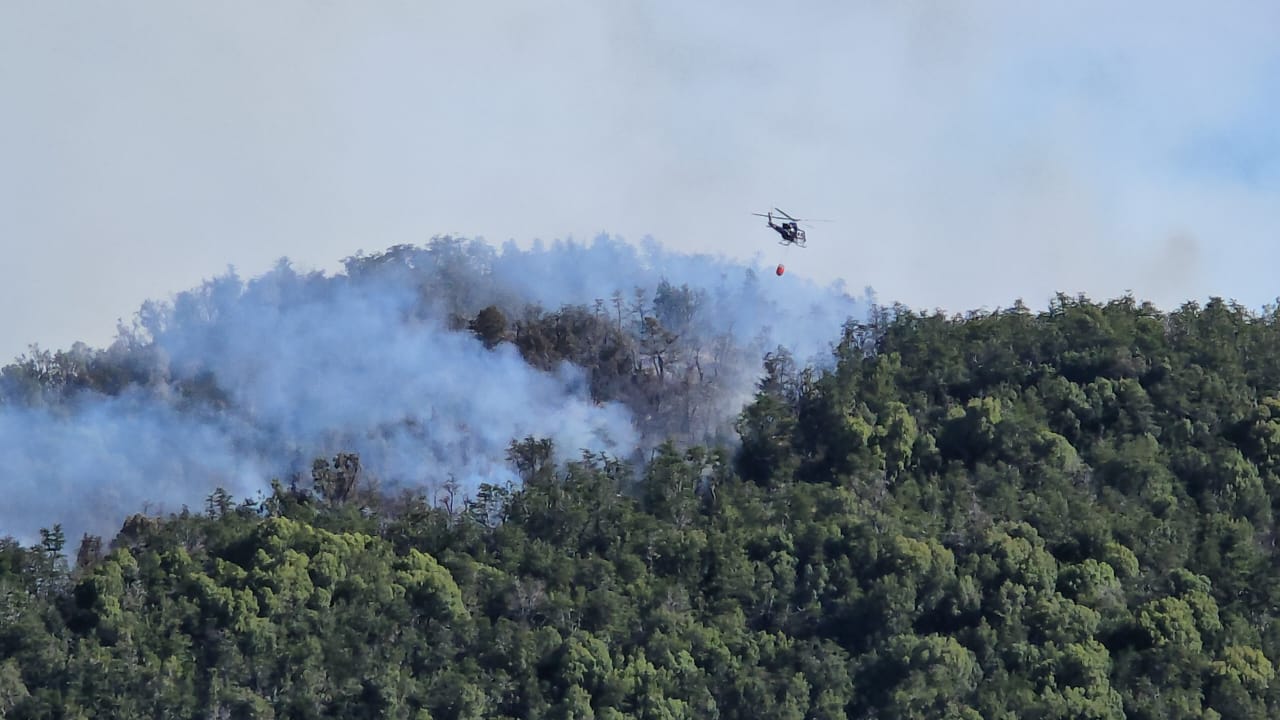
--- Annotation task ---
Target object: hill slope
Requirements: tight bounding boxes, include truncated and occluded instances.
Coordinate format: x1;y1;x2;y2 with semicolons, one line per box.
4;292;1280;717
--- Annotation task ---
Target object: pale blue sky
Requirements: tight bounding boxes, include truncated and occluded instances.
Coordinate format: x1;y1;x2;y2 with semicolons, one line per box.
2;1;1277;363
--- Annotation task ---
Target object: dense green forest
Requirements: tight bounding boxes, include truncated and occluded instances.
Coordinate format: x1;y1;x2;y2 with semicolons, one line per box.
5;292;1280;718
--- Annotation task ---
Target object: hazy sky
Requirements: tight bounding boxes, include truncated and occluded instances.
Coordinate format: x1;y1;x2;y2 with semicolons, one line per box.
2;1;1277;363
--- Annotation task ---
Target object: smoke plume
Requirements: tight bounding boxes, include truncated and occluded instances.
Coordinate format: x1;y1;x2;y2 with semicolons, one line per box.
0;235;869;544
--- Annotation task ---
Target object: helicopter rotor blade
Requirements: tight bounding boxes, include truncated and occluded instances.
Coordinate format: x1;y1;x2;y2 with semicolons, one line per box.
771;208;833;223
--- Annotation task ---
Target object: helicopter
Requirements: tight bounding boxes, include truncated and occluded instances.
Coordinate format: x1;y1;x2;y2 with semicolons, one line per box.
753;208;825;248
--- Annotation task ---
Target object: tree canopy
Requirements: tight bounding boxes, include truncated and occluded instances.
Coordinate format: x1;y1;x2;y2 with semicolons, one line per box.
4;292;1280;718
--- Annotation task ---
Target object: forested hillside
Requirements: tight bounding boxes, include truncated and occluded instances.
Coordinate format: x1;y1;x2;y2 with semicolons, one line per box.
5;292;1280;718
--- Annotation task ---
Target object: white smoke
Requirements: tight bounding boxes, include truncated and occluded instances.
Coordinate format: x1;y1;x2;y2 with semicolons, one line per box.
0;235;869;544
